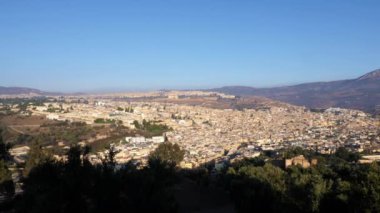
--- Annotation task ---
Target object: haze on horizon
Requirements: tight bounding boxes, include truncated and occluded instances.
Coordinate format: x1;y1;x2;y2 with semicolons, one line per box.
1;0;380;92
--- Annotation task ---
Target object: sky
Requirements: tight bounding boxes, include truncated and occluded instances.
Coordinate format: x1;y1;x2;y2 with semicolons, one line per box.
1;0;380;92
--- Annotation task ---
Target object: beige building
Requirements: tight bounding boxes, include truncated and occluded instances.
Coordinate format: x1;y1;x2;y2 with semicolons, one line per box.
285;155;317;168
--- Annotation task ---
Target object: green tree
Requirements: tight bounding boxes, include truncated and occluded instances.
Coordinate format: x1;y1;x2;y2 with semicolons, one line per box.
334;147;361;163
320;179;352;212
0;129;14;198
286;166;330;212
0;160;14;198
283;147;315;159
227;164;286;213
149;142;185;166
133;120;141;129
23;141;52;176
18;145;179;213
0;130;12;162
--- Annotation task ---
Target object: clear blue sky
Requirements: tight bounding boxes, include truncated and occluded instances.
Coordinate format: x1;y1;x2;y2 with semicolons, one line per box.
1;0;379;92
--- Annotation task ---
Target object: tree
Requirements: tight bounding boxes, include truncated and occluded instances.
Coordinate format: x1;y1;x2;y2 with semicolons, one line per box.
0;160;14;198
133;120;141;129
149;143;185;166
101;146;119;169
227;164;286;213
17;145;179;213
23;141;52;176
0;130;12;162
334;147;361;163
286;167;330;212
0;129;14;198
283;147;315;159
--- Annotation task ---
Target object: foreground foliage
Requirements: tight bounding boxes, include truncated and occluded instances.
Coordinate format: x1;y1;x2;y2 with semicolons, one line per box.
224;149;380;213
1;128;379;213
0;129;14;199
16;146;179;213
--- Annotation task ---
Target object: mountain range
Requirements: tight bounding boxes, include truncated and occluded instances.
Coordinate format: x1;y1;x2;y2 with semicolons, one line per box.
0;86;66;96
1;69;379;114
0;86;44;95
211;69;380;114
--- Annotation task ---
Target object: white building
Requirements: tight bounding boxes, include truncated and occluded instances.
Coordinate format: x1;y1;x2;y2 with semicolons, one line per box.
47;114;59;120
152;136;165;143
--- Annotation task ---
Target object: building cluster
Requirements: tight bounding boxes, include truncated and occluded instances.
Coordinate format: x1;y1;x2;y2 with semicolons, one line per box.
10;91;379;168
87;135;166;164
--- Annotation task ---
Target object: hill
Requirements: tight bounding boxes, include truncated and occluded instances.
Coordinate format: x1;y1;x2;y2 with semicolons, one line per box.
0;86;76;96
212;69;380;114
0;86;45;95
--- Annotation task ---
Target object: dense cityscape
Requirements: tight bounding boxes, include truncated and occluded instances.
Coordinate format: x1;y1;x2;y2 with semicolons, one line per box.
0;90;379;212
3;91;379;168
2;0;380;212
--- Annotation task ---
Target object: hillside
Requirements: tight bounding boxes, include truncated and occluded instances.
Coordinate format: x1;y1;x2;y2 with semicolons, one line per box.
0;86;43;95
212;69;380;114
0;86;71;96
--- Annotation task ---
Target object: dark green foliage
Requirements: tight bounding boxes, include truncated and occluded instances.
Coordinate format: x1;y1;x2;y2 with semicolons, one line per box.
34;121;130;154
3;136;379;213
132;120;141;129
23;141;52;176
16;145;179;213
285;167;330;212
0;160;14;197
149;142;185;166
134;119;171;136
125;107;134;113
94;118;116;124
227;164;286;213
0;130;12;162
0;97;47;114
282;146;316;159
231;156;267;169
35;121;95;147
224;149;380;213
334;147;361;163
0;129;15;200
171;114;184;120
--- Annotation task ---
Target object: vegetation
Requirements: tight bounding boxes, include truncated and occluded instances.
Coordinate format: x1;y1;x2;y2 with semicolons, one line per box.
125;107;134;113
0;97;48;108
116;107;134;113
171;114;184;120
28;122;95;147
89;136;123;153
1;119;379;212
46;104;62;113
23;141;52;176
9;120;133;155
224;148;380;213
94;118;117;124
0;129;15;201
12;145;179;213
133;119;171;136
149;142;185;166
202;120;212;126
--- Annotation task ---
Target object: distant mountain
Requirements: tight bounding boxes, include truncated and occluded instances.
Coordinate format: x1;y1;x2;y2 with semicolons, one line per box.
0;86;68;96
0;86;44;95
211;69;380;114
